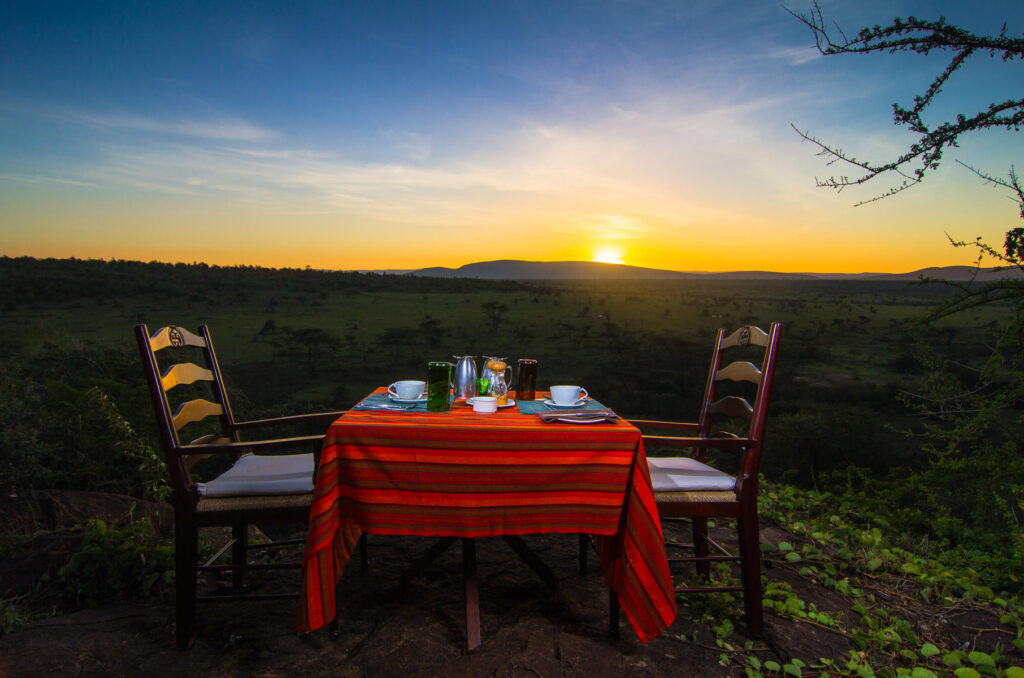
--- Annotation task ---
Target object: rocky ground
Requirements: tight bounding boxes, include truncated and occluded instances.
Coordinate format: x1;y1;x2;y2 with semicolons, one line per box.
0;491;1019;677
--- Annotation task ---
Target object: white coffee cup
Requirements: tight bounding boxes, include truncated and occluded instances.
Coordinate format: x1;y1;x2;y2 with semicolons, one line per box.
388;380;426;400
550;385;588;406
472;396;498;414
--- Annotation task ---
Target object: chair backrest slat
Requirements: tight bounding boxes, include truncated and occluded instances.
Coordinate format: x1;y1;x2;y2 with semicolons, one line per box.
148;325;206;352
708;395;754;420
161;362;215;391
720;325;769;349
172;399;224;432
714;360;762;385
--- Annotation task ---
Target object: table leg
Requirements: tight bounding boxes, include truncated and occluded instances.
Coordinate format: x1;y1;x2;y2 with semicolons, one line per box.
462;538;481;652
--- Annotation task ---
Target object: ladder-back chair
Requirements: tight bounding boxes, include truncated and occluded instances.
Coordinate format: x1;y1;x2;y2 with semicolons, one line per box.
634;323;781;638
135;323;347;649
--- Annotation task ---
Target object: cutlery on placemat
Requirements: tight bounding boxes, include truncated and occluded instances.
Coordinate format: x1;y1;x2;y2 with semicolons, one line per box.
538;408;619;423
355;403;415;411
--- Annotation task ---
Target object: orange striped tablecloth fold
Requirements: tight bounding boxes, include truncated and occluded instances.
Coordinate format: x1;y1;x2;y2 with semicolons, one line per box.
298;389;676;642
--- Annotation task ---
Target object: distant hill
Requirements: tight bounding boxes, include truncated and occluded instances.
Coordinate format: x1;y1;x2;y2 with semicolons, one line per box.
408;260;1024;281
858;266;1024;282
411;260;695;280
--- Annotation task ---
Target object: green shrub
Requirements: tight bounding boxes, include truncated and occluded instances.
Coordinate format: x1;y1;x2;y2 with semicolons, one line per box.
0;355;168;502
57;518;174;609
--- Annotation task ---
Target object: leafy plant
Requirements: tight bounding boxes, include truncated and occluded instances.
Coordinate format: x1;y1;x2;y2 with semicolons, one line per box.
57;517;173;609
0;354;168;502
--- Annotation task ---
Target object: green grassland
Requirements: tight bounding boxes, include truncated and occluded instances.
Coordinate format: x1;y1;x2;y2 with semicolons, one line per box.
1;258;1013;484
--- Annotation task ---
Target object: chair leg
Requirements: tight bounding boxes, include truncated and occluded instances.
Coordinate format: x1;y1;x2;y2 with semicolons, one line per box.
175;514;198;649
231;523;247;590
578;534;588;575
737;511;764;638
692;517;710;580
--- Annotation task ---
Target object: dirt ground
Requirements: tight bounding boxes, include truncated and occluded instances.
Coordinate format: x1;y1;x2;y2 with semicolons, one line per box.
0;491;1018;677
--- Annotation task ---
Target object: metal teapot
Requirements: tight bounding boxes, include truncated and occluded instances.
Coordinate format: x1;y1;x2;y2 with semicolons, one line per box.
452;355;478;399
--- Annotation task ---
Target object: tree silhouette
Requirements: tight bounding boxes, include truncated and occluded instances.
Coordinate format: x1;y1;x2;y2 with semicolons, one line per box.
418;315;444;345
270;327;340;363
790;1;1022;205
481;301;509;332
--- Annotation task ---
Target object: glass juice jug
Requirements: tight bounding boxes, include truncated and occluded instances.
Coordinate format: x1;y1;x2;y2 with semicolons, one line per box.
487;359;509;405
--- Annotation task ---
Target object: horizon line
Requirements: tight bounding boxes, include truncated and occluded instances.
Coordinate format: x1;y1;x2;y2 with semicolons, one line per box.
3;253;1016;278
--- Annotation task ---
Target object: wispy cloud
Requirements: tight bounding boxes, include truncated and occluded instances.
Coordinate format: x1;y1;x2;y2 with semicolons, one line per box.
768;44;822;66
3;100;277;142
71;111;277;142
0;173;99;187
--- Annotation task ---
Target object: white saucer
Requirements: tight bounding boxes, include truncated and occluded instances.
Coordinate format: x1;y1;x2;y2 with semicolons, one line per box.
543;398;588;409
467;397;515;408
554;415;606;424
389;394;427;404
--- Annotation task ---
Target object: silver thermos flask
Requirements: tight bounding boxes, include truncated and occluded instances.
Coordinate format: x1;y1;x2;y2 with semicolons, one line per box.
452;355;478;399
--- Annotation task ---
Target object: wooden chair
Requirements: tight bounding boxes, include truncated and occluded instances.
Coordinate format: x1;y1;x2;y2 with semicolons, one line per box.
135;323;350;649
632;323;781;638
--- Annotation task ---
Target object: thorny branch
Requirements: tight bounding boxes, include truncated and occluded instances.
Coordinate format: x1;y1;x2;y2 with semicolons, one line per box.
788;1;1023;204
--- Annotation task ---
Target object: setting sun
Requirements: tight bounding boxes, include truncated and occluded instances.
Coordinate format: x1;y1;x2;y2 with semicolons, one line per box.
592;247;625;265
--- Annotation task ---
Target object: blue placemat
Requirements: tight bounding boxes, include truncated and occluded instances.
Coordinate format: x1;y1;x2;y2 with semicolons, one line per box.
517;398;609;415
352;392;449;412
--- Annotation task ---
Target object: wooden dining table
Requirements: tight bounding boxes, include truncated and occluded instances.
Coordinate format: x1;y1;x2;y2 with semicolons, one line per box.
298;388;677;649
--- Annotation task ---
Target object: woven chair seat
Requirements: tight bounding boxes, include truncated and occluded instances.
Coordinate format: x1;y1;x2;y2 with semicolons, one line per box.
652;490;737;504
197;492;313;513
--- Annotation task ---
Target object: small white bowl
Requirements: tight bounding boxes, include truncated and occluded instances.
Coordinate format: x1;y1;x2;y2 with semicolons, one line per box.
472;396;498;414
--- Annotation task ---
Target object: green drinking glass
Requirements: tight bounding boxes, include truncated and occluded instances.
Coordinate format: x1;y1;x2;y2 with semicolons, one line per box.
427;361;453;412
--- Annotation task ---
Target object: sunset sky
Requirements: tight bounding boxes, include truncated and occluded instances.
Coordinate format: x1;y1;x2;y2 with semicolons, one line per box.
1;1;1021;273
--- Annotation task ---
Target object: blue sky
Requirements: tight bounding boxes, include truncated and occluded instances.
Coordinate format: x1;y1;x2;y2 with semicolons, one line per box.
1;0;1021;272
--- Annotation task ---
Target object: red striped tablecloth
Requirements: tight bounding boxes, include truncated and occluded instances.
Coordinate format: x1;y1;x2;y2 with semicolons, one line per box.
298;389;677;643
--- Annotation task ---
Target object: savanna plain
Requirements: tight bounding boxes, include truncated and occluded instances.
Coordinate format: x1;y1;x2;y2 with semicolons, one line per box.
1;257;1022;677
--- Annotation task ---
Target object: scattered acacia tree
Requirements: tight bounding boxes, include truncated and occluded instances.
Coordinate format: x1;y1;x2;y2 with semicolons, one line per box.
481;301;509;332
270;326;341;363
790;2;1024;566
